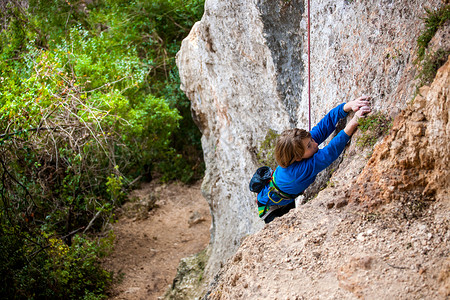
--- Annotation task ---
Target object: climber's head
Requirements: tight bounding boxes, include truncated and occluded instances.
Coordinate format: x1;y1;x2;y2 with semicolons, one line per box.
275;128;318;168
300;135;319;159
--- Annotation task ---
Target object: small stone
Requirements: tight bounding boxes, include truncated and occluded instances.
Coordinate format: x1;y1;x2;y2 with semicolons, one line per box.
357;233;365;242
419;224;427;232
411;112;425;122
188;211;205;227
360;257;373;269
335;199;348;208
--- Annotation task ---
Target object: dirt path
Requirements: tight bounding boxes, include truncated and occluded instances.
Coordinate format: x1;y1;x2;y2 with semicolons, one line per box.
102;181;211;300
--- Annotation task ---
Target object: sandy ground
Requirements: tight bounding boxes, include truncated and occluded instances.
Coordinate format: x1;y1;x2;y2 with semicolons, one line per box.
102;181;211;300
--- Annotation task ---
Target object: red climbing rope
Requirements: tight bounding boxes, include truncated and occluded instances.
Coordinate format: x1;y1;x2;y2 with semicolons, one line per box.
307;0;311;131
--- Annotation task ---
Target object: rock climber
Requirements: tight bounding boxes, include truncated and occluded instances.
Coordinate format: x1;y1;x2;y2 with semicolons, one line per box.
257;96;372;223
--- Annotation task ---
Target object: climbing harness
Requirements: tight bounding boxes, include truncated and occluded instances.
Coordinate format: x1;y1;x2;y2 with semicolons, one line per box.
256;169;303;219
268;176;301;201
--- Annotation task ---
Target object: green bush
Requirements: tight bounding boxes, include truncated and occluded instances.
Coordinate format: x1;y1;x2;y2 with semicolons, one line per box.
414;5;450;89
86;0;205;182
0;227;114;299
356;112;392;147
416;48;450;87
416;5;450;61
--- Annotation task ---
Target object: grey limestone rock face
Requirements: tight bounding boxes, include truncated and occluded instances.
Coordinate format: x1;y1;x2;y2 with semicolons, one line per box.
176;0;442;279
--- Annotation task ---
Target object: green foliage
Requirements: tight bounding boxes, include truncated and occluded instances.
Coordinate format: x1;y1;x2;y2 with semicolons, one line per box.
414;5;450;90
416;48;450;87
106;166;125;203
84;0;205;182
356;112;392;147
159;69;204;182
256;129;279;169
0;223;114;299
416;5;450;61
42;233;114;299
0;0;204;298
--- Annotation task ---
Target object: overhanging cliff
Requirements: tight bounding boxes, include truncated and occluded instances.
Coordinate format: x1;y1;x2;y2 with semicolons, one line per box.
176;0;446;283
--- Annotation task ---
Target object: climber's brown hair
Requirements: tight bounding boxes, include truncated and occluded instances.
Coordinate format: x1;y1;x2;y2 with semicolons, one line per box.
274;128;311;168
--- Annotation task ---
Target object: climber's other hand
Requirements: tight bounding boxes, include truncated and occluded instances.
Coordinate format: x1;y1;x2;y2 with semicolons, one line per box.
344;95;371;113
345;105;372;136
355;105;371;118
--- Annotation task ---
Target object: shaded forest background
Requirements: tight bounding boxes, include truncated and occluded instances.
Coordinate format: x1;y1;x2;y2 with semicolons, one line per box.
0;0;204;298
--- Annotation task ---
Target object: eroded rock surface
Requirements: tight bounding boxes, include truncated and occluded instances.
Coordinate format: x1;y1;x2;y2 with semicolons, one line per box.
350;57;450;211
176;0;445;281
202;59;450;300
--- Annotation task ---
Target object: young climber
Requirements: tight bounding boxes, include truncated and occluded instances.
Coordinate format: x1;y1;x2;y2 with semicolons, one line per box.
257;96;372;223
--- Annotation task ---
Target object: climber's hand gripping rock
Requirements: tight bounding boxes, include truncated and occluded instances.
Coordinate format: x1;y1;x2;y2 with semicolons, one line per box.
344;95;371;113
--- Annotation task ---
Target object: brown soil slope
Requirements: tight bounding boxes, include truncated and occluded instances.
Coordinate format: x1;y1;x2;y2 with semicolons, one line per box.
103;181;211;300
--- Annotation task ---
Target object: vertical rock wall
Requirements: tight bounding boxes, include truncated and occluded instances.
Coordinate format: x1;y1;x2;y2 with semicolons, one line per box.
176;0;443;278
176;0;292;276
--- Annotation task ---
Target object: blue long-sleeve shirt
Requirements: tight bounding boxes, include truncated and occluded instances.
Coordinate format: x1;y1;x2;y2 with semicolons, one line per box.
257;103;350;206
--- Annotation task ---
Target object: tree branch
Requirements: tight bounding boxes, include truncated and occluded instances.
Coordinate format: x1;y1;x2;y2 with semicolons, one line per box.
0;126;58;140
